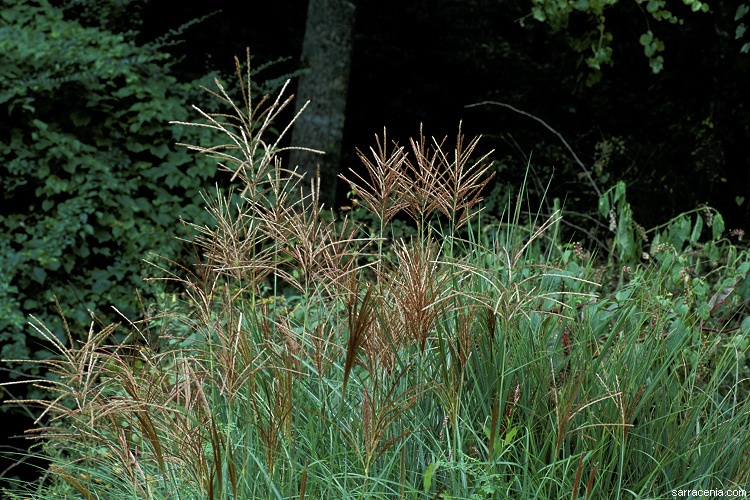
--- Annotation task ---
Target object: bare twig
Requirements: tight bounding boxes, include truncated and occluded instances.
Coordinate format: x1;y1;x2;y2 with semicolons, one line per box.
465;101;602;197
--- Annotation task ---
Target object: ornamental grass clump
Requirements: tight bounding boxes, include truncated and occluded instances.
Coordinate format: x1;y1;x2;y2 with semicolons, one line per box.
3;50;750;500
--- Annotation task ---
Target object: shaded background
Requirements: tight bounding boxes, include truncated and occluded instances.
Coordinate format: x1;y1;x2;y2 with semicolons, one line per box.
147;0;750;229
2;0;748;486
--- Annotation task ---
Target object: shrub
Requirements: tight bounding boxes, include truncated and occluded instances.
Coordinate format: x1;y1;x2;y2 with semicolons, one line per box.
0;0;224;371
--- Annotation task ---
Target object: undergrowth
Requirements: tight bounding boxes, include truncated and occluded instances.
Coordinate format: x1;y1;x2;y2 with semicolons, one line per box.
3;50;749;500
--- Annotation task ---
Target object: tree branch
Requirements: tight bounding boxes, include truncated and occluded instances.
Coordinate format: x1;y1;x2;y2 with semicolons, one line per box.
466;101;602;197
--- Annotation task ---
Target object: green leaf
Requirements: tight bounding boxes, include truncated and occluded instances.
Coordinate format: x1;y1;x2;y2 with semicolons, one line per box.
424;462;435;492
689;215;703;244
504;426;519;447
614;181;626;205
150;212;172;225
30;266;46;284
70;109;91;127
736;4;750;21
114;86;135;99
697;302;711;320
134;197;152;212
532;6;547;22
616;205;635;261
669;216;690;249
741;315;750;336
667;319;687;353
598;194;610;218
150;143;169;159
23;298;39;310
91;278;111;294
0;7;17;23
712;212;724;240
650;55;664;74
737;23;747;40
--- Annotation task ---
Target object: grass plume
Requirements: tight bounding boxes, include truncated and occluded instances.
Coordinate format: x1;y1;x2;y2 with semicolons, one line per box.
3;50;749;500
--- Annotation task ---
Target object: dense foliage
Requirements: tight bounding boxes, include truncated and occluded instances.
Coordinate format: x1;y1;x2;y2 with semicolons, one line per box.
0;0;222;368
528;0;714;81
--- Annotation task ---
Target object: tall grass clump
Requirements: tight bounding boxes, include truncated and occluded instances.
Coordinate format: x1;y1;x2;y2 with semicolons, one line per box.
3;50;750;499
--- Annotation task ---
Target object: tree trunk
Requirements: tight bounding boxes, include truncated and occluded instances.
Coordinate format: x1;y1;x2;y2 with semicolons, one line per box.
289;0;356;211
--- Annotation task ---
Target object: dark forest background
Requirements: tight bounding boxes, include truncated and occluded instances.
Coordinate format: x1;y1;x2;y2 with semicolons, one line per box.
1;0;748;485
133;0;750;229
